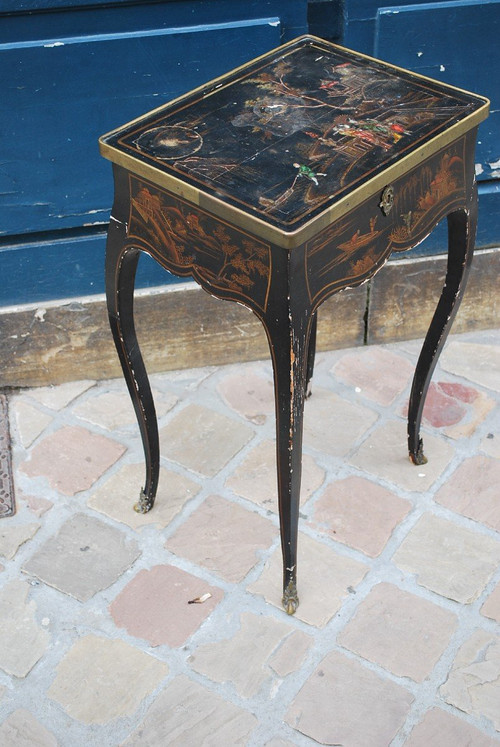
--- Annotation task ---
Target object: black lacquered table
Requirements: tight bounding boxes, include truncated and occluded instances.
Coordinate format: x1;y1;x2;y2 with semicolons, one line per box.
100;35;489;614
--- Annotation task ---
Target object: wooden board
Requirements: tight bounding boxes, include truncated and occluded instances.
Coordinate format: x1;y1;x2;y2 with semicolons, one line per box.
1;248;497;388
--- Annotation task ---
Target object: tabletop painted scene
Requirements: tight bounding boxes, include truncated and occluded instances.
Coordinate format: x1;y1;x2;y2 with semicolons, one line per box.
104;39;484;232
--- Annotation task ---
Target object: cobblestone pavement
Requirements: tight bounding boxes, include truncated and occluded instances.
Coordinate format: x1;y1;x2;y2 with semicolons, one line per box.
1;328;499;746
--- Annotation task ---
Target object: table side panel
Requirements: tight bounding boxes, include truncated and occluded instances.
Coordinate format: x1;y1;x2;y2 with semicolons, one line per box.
126;174;273;316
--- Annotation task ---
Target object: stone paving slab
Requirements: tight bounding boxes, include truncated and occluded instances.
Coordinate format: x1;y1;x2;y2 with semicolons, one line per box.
0;580;49;678
189;612;313;697
1;328;499;746
338;582;458;682
109;564;224;647
167;494;277;583
22;513;140;602
393;513;500;604
309;475;411;557
47;635;168;724
123;674;257;745
285;649;415;745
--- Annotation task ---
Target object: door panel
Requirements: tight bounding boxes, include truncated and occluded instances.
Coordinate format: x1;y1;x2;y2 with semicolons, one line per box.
1;19;281;237
375;0;500;181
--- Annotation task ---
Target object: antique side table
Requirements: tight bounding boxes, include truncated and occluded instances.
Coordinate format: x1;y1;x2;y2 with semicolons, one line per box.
99;36;489;614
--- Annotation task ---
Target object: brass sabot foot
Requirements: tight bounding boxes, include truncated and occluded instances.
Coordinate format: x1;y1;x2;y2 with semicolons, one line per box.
282;580;299;615
134;489;154;514
409;438;428;466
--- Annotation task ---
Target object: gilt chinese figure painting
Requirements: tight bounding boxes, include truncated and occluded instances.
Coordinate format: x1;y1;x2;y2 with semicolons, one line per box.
105;38;482;233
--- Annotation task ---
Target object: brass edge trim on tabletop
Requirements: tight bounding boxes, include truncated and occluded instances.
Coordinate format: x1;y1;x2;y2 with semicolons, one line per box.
99;35;489;250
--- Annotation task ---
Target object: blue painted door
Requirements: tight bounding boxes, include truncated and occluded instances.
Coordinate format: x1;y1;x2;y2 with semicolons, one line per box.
0;0;309;305
342;0;500;254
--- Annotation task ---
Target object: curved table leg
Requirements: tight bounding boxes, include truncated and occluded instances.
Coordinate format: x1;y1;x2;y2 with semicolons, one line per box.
306;311;318;398
105;218;159;513
264;307;312;615
408;198;477;464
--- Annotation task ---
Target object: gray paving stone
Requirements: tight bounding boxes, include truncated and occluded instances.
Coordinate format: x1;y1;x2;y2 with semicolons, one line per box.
159;403;253;476
349;420;453;492
480;425;500;459
23;514;140;602
440;630;500;731
304;388;378;456
0;708;58;747
12;400;53;448
72;388;177;431
248;532;368;627
0;580;49;678
482;581;500;624
88;462;200;530
405;707;498;746
0;522;40;560
122;674;257;745
393;514;500;604
48;635;167;724
189;612;312;697
440;341;500;392
285;649;414;745
338;582;457;682
28;380;95;410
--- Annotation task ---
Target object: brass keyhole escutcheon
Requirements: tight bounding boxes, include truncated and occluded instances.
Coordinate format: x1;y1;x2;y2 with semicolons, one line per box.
379;185;394;216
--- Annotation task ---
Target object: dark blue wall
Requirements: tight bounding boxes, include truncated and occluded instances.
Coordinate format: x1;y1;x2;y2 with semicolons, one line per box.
1;0;498;306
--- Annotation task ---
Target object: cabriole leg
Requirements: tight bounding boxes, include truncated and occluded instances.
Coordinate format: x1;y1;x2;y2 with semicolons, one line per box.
306;311;318;398
264;308;312;614
408;198;477;464
105;218;159;513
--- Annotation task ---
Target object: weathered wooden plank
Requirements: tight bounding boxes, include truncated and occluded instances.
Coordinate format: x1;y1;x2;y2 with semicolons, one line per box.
368;248;500;344
0;281;366;389
1;248;497;389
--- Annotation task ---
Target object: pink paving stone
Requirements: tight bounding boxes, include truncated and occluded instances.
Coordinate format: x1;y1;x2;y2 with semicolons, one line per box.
166;494;276;583
435;455;500;532
310;475;411;557
217;366;275;424
405;707;498;747
481;580;500;623
331;347;414;405
338;583;457;682
20;425;126;495
285;649;414;746
109;564;224;647
400;381;494;438
414;381;468;427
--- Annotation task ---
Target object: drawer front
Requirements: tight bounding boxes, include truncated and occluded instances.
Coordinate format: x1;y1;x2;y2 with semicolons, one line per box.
305;137;468;308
